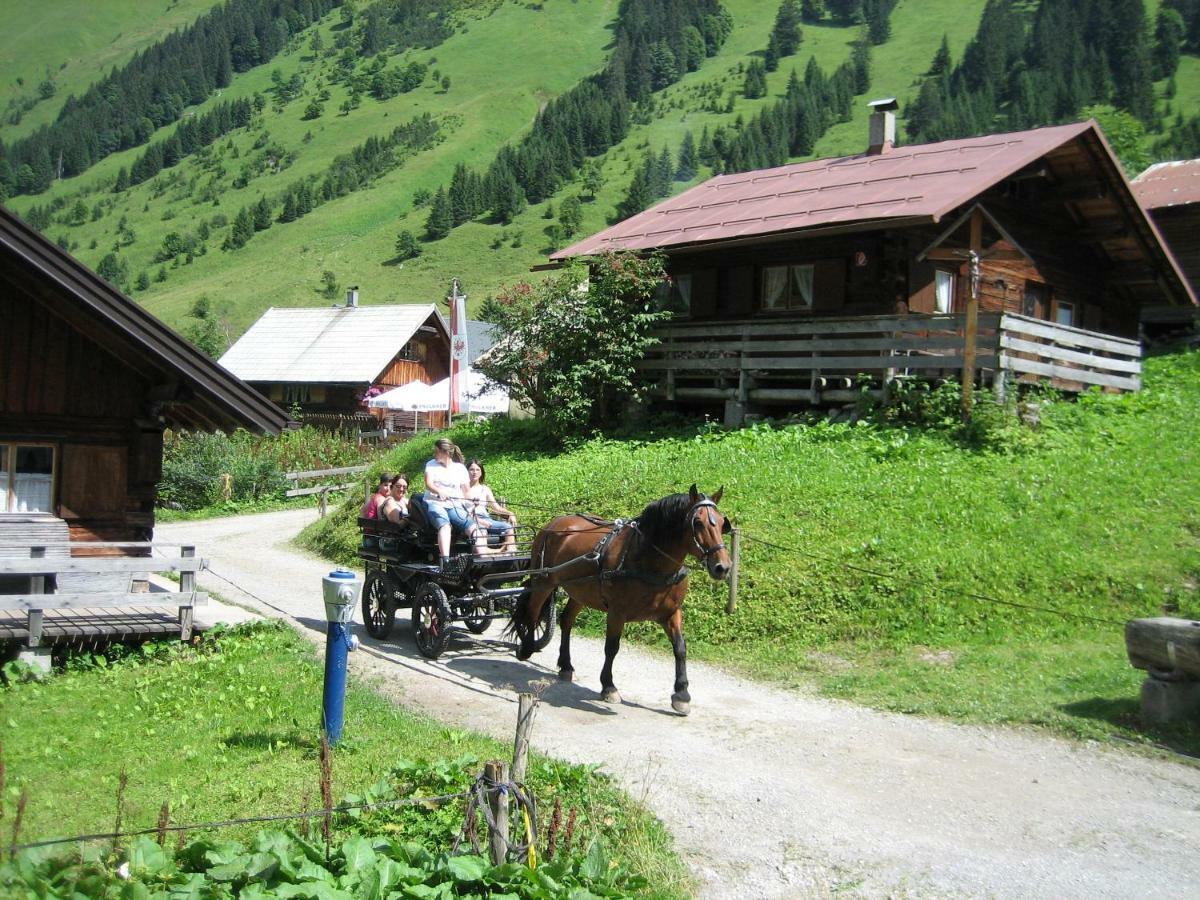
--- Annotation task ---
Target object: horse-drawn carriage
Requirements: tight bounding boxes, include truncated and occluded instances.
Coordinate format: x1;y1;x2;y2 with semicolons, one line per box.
358;485;732;715
357;492;555;659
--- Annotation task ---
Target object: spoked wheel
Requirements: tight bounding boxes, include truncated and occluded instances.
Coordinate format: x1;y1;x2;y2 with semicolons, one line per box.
362;570;395;639
528;592;557;652
412;582;453;659
463;600;491;635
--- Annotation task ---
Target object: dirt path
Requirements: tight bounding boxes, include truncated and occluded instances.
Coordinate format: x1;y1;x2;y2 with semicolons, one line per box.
158;509;1200;898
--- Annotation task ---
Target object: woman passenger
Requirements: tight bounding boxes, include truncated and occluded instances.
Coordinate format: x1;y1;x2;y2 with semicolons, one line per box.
380;473;409;524
466;459;517;555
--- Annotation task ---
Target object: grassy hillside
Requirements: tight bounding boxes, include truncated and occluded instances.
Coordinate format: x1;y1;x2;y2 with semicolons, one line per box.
1;0;991;336
2;0;1196;341
302;350;1200;753
0;0;224;141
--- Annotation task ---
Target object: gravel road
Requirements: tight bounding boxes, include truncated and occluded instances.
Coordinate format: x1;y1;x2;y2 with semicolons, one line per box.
157;508;1200;898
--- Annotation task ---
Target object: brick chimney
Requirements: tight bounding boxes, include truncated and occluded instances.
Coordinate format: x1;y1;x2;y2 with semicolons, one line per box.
867;98;899;155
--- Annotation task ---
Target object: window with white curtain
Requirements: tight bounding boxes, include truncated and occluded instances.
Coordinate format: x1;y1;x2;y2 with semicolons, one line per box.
1055;302;1075;327
935;269;956;313
762;264;815;310
1;445;55;514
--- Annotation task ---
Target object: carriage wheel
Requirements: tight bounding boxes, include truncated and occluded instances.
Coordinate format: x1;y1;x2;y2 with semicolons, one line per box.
463;600;490;634
362;570;395;639
528;592;557;651
412;582;452;659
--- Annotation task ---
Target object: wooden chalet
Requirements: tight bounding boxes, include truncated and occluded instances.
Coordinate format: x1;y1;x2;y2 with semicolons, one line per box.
552;106;1196;424
1132;158;1200;335
218;293;451;428
0;206;288;657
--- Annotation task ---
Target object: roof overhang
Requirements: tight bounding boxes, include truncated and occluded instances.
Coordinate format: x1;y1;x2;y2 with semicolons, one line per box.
0;207;290;434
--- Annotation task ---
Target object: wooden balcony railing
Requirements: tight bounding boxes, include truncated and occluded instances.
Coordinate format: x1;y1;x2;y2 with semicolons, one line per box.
638;312;1141;406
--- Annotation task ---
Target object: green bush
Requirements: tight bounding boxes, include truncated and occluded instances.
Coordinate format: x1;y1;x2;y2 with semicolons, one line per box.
160;426;370;511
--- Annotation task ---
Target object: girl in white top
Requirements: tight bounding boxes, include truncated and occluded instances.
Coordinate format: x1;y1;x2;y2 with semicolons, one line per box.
466;459;517;555
423;438;473;562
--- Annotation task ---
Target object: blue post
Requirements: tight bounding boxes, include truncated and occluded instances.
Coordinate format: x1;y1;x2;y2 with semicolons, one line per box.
321;568;361;746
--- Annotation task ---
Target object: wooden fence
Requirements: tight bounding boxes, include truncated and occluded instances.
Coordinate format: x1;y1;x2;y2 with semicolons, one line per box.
0;542;207;649
286;464;370;516
639;312;1140;407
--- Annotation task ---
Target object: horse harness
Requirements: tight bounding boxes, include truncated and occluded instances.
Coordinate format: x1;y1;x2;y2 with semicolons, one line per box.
583;498;725;593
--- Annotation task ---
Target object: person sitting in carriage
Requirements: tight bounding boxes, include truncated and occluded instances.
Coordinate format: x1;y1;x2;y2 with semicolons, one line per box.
379;473;409;525
423;438;490;567
466;459;517;555
360;473;392;520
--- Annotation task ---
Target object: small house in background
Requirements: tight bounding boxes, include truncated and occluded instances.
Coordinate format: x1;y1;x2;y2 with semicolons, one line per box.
0;206;288;546
218;291;451;429
552;106;1195;425
1132;158;1200;339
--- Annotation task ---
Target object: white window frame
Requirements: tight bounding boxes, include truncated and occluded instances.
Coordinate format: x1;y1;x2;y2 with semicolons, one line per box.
761;264;815;311
1055;301;1075;327
934;269;956;314
0;443;57;514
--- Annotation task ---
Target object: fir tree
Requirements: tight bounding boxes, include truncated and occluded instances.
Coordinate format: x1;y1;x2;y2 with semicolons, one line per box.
425;187;452;239
616;157;653;221
653;147;674;197
744;60;768;99
1154;8;1186;79
253;197;273;231
802;0;826;22
136;271;150;291
772;0;804;57
929;34;951;76
394;230;421;260
559;196;583;236
676;131;698;180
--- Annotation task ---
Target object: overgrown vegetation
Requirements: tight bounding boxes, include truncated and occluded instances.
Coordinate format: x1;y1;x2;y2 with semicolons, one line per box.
302;351;1200;752
0;622;688;897
159;426;373;512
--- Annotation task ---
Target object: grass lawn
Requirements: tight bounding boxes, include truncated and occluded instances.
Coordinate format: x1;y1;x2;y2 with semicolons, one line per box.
0;622;689;897
301;350;1200;757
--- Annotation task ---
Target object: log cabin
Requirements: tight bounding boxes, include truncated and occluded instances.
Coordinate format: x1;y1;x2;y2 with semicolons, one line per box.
0;205;288;548
218;293;451;428
1132;158;1200;338
552;105;1197;424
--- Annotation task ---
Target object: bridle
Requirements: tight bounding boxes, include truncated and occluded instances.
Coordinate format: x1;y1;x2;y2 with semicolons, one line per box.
688;499;729;564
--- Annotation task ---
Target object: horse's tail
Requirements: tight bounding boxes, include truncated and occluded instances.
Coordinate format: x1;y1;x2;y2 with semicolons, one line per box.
503;582;532;645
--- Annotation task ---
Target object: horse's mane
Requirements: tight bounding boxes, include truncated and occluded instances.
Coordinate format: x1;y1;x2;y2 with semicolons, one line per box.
631;492;697;556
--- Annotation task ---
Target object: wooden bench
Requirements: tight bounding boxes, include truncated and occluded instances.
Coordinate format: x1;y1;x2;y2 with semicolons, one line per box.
0;542;207;670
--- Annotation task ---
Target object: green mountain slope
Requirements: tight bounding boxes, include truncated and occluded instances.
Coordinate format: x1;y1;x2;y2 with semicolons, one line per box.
1;0;1194;342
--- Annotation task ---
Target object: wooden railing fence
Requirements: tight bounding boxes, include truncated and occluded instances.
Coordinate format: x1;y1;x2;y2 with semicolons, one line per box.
0;543;207;646
286;464;370;516
994;313;1142;397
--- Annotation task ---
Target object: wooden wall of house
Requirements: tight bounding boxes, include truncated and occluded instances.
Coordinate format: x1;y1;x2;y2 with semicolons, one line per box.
1149;206;1200;301
0;290;161;543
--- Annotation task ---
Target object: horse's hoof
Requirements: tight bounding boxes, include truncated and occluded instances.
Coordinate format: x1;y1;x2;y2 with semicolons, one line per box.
671;695;691;716
558;668;574;682
515;645;532;662
599;687;621;704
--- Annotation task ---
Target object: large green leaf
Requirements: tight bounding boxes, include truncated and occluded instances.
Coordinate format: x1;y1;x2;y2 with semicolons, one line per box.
578;842;608;884
341;835;378;875
443;854;488;882
127;836;172;877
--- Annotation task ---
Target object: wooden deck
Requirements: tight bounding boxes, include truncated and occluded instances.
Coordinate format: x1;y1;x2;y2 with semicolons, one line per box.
0;606;183;646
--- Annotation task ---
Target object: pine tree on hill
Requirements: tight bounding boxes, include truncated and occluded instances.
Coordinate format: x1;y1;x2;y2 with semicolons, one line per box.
929;34;951;76
676;131;698;181
744;59;768;99
772;0;804;57
616;157;654;221
425;187;453;240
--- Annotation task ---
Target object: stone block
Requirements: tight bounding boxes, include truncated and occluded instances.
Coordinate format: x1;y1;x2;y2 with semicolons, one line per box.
1140;676;1200;725
16;646;52;674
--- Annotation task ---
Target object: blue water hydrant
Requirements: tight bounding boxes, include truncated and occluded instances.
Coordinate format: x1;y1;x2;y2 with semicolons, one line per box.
321;568;361;745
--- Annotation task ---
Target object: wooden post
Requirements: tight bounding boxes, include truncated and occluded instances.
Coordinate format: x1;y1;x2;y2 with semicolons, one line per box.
725;527;741;615
220;473;232;501
485;760;509;865
961;209;983;419
512;693;536;785
318;487;329;518
28;546;45;648
179;545;195;641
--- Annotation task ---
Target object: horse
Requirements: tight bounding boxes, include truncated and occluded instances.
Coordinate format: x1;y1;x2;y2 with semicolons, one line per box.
508;485;731;715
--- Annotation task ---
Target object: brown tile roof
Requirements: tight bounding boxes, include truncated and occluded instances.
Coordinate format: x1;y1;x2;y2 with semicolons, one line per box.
1132;159;1200;210
552;121;1095;258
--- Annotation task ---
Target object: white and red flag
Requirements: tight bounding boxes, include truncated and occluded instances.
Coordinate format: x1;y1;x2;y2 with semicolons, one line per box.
448;279;468;414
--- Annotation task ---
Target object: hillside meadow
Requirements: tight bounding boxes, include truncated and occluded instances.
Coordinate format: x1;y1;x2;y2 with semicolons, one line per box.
12;0;1194;340
302;351;1200;754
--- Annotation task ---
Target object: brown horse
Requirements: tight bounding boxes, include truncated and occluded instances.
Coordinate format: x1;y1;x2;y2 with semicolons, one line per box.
508;485;731;715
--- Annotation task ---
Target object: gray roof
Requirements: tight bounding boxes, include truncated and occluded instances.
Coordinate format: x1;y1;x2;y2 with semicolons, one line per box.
466;319;497;364
220;304;446;384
